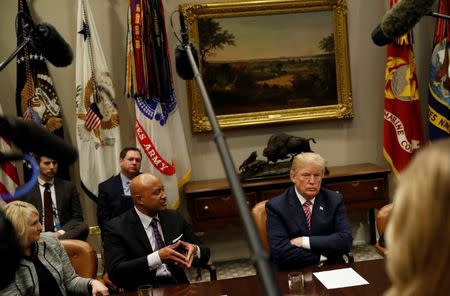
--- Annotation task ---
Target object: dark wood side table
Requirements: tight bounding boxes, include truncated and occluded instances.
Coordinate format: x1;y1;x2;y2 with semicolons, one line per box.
184;163;390;244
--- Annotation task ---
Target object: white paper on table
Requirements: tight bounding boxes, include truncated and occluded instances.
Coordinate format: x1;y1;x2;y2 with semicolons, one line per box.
313;268;369;289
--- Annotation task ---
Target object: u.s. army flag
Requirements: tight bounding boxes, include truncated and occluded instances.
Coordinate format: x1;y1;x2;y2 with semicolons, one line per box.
126;0;192;208
75;0;122;200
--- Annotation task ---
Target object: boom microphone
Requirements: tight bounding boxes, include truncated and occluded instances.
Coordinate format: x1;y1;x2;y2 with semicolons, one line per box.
175;12;199;80
30;23;73;67
0;116;78;163
371;0;436;46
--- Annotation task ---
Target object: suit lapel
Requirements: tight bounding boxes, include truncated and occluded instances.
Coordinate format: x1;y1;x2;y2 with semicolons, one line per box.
311;190;325;233
128;209;153;252
287;187;309;234
53;179;64;221
159;211;176;245
29;184;44;221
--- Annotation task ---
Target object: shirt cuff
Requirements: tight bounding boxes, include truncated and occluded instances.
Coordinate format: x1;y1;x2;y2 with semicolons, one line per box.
302;236;311;250
196;245;201;259
57;229;66;235
147;251;162;270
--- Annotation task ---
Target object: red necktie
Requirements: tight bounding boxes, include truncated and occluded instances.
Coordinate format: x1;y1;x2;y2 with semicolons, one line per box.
43;183;54;232
303;200;312;232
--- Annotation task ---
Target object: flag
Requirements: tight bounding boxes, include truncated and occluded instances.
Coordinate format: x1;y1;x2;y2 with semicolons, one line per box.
75;0;122;200
16;0;69;180
0;105;20;202
428;0;450;140
126;0;192;208
383;0;424;176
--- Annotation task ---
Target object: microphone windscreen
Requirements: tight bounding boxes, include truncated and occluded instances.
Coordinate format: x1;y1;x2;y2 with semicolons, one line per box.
175;44;199;80
0;116;78;163
371;24;392;46
380;0;435;40
31;23;73;67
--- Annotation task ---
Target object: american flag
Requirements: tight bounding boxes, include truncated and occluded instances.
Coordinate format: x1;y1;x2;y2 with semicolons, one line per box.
0;127;20;200
85;102;103;131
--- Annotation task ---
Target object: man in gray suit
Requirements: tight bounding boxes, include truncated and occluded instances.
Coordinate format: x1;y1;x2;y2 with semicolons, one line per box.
20;155;88;240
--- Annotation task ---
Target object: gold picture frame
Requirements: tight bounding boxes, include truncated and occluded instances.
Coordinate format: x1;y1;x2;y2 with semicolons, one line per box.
181;0;352;133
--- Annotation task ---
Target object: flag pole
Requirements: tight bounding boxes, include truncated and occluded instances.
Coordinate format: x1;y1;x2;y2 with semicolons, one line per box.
183;44;282;296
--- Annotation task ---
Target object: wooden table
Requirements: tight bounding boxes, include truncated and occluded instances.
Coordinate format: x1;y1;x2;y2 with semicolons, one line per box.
184;163;391;244
115;259;389;295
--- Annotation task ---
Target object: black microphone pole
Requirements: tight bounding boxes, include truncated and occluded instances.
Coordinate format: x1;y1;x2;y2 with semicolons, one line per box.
427;11;450;20
0;37;31;72
182;43;282;296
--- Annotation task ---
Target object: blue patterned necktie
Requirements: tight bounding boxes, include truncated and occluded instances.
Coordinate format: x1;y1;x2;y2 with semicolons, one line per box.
150;219;165;250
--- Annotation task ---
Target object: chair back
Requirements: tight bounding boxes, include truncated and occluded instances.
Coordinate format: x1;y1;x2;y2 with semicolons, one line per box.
251;200;270;253
60;239;98;278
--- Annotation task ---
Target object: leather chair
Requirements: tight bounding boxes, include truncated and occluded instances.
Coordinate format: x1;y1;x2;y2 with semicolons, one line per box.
251;200;354;263
60;239;98;278
375;203;393;255
251;200;270;253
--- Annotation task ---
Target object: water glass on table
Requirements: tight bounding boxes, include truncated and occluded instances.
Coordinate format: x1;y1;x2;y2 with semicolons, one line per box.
137;284;153;296
288;272;304;294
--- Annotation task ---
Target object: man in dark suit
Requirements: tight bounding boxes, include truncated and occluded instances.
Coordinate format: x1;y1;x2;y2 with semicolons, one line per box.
20;155;88;240
103;173;210;291
97;147;142;233
266;152;352;270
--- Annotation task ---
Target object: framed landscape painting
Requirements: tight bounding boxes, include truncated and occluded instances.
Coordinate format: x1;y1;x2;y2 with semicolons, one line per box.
180;0;353;133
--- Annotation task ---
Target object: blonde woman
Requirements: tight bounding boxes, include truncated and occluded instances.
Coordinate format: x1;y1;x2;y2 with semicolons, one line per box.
385;138;450;296
1;201;109;296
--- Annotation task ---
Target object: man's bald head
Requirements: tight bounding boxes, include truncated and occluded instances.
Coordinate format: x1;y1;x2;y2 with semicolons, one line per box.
130;173;167;216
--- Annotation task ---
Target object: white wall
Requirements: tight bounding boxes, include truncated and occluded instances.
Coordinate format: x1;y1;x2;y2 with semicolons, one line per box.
0;0;433;261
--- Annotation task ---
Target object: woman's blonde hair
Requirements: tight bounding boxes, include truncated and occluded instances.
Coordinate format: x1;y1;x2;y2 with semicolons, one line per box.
3;201;40;247
290;152;326;175
385;138;450;296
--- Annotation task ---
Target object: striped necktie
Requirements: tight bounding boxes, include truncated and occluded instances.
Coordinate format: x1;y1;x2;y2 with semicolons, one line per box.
303;200;312;232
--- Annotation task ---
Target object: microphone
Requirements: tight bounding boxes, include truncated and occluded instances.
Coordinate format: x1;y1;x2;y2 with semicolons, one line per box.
175;12;199;80
371;0;435;46
0;116;78;163
30;23;73;67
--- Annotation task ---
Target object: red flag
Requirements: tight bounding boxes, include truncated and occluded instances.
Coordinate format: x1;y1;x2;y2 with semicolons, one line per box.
383;0;424;175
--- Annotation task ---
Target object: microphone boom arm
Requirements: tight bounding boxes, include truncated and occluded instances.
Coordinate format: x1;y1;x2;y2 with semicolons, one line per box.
184;44;282;296
0;37;31;72
427;11;450;20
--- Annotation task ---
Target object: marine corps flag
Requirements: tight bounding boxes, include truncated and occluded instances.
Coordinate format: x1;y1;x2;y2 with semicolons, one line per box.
428;0;450;140
75;0;122;200
126;0;192;209
383;0;424;176
16;0;69;180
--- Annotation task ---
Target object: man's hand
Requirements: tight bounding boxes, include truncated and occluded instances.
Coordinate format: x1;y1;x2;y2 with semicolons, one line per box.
179;240;197;268
290;237;303;248
158;241;188;268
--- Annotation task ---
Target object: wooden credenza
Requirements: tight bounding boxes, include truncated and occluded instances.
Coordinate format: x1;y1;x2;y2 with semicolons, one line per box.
184;163;391;244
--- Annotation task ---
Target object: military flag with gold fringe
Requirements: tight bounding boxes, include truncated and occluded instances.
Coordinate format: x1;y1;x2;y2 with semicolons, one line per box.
126;0;191;209
75;0;122;200
383;0;424;176
15;0;70;180
428;0;450;140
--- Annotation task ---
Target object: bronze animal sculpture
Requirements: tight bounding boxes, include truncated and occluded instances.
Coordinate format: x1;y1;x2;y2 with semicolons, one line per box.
263;133;316;163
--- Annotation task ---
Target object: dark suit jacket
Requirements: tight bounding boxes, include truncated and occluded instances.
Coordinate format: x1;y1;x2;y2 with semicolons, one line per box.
103;208;211;291
266;187;352;270
20;178;88;240
97;174;133;233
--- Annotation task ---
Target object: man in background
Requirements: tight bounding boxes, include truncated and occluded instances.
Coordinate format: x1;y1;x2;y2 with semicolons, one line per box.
97;147;142;233
20;154;88;240
103;173;210;291
266;152;352;269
